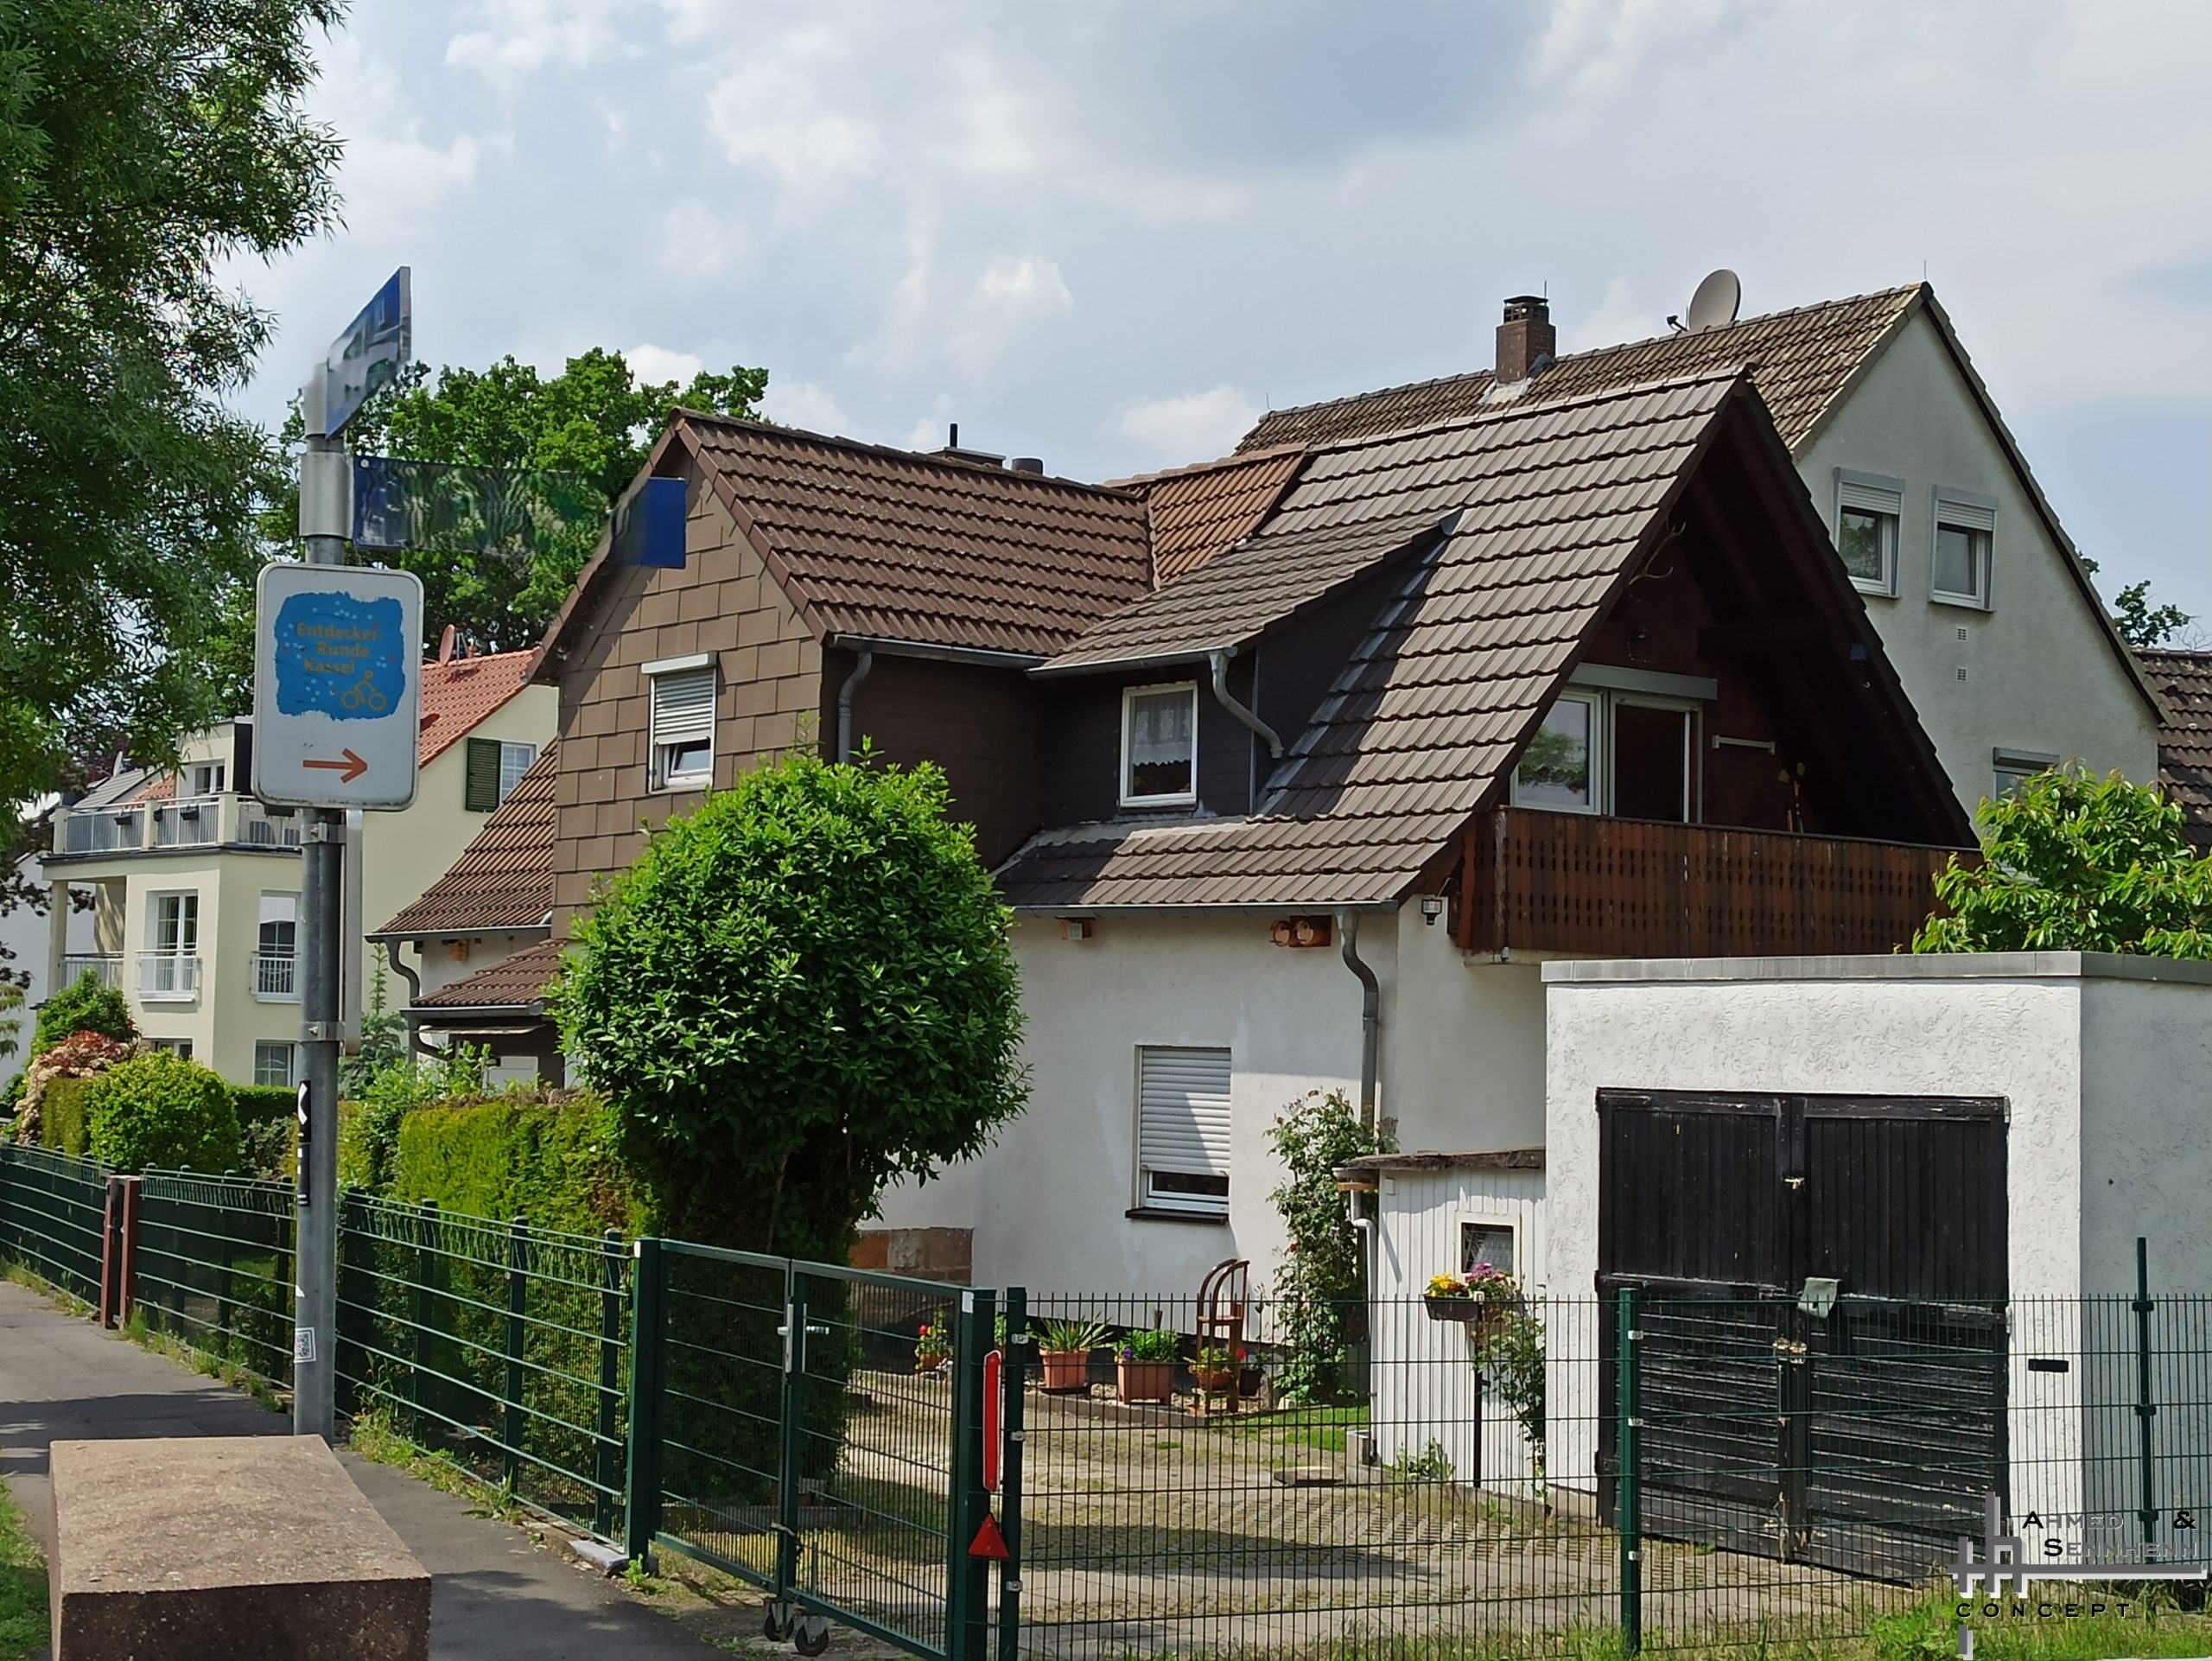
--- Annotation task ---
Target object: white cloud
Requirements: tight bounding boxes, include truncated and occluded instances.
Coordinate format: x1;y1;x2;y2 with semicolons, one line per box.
446;0;635;86
1114;386;1262;464
762;379;849;435
977;254;1074;319
626;343;703;387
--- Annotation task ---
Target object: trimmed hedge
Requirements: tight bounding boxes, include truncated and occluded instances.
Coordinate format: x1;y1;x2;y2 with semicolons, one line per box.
230;1085;297;1124
391;1093;635;1236
86;1053;244;1173
39;1077;96;1156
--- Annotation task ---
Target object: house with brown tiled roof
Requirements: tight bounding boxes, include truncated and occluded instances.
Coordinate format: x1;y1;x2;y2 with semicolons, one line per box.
1244;283;2161;816
2137;649;2212;850
871;366;1987;1291
41;646;553;1087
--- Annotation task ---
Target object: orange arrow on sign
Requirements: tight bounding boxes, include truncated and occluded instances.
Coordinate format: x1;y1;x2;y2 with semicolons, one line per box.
303;749;369;784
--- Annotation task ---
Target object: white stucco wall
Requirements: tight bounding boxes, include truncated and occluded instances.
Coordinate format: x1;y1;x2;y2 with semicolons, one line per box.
1796;311;2158;811
1;848;96;1090
875;907;1549;1301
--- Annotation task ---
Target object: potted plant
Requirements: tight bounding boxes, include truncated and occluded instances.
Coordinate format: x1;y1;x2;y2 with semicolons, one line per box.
1193;1342;1244;1394
1116;1327;1179;1403
1423;1264;1522;1341
1036;1317;1107;1393
914;1321;952;1374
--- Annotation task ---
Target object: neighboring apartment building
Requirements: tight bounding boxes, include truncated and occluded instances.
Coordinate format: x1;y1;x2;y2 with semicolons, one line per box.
1239;283;2161;811
0;799;97;1091
39;647;553;1085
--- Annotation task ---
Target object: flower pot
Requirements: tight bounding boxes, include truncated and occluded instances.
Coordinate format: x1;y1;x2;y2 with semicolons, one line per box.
1192;1366;1236;1394
1424;1296;1508;1343
1039;1349;1091;1393
915;1354;948;1375
1116;1359;1174;1403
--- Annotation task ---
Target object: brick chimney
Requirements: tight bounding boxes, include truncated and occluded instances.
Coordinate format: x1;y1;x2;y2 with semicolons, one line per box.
1496;295;1555;385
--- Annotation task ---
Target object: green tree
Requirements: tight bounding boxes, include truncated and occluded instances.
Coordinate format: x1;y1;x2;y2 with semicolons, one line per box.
1913;765;2212;957
32;971;137;1055
2079;553;2193;649
550;748;1026;1260
1267;1089;1389;1404
0;0;343;832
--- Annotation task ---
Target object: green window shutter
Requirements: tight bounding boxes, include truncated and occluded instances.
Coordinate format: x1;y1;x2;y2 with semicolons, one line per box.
464;737;501;811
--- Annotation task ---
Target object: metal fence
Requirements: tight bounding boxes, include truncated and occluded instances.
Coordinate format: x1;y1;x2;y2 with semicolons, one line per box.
134;1169;297;1395
0;1142;109;1302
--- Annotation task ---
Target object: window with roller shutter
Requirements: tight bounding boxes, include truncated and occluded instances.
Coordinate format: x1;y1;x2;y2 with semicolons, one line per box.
1135;1045;1232;1217
648;661;716;790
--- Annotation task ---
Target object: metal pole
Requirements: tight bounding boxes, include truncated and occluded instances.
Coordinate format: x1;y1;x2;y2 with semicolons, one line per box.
2135;1236;2158;1552
1618;1287;1643;1656
294;424;345;1441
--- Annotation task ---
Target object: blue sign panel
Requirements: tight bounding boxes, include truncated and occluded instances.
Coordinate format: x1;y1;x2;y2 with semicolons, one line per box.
322;268;411;436
613;475;687;569
270;590;410;721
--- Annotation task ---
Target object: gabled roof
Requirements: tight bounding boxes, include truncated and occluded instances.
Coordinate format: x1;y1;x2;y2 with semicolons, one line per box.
415;935;566;1013
995;368;1961;911
1241;286;1921;455
1107;445;1309;585
416;650;538;766
372;742;557;938
2139;649;2212;848
539;416;1154;672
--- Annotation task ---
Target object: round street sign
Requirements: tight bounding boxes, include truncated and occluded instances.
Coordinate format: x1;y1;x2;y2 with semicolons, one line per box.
251;561;425;811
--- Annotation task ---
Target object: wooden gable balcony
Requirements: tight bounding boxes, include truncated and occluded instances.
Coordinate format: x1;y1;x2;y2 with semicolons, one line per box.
1454;807;1970;958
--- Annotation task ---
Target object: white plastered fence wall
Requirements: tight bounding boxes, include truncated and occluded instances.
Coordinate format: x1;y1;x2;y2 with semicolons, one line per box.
1541;951;2212;1558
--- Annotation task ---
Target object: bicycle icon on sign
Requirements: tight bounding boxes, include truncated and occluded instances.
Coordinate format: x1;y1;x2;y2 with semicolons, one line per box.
340;672;390;714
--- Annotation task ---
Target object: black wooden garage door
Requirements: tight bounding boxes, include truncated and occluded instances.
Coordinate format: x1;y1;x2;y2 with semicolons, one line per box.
1596;1089;2008;1581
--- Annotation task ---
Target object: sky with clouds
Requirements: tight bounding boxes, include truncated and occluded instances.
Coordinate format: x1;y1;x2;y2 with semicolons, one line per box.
229;0;2212;623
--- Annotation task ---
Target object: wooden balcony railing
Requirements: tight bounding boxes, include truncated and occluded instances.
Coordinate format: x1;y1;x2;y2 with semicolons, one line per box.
1455;808;1971;959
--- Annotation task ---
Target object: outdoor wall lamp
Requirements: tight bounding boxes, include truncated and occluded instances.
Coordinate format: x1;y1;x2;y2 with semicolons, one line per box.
1420;894;1445;926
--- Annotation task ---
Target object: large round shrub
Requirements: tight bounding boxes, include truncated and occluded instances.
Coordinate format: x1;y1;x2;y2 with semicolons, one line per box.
32;969;137;1054
86;1053;243;1173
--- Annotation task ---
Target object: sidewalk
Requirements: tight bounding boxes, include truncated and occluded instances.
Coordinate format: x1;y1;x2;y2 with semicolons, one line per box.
0;1277;721;1659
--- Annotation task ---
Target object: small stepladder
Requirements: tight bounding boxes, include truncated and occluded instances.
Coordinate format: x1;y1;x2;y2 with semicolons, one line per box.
1193;1258;1250;1417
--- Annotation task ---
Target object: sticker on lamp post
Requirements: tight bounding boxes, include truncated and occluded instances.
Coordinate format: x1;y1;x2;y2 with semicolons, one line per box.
252;562;424;811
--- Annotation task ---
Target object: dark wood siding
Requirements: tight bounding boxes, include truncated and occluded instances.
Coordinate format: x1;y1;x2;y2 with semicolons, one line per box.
1040;666;1258;826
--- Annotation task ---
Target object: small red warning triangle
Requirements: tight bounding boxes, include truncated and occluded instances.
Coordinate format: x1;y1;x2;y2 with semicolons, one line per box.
968;1513;1010;1561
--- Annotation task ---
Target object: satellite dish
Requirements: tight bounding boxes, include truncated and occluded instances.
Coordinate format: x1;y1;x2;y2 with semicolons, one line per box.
1685;269;1742;333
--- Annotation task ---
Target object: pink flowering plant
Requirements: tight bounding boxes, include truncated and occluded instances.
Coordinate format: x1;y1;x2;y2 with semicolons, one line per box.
1424;1263;1522;1308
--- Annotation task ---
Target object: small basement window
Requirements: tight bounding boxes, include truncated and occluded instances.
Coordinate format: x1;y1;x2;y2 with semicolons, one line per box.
647;658;717;792
1121;683;1198;807
1135;1045;1231;1217
1932;487;1997;609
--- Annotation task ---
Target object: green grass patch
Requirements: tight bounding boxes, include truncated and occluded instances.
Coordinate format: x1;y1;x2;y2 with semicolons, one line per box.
1217;1403;1370;1453
0;1476;48;1661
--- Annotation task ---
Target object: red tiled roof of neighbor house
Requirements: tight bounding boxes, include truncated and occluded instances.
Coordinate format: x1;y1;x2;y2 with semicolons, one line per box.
996;367;1955;911
414;935;566;1011
415;648;538;767
2139;649;2212;849
374;743;558;937
1107;445;1310;585
1240;285;1923;455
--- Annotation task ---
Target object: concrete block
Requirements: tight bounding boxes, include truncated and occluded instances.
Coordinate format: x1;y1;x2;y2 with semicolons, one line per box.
49;1435;430;1661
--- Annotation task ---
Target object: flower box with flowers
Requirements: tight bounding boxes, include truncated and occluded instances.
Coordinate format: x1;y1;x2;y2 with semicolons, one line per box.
1423;1265;1522;1340
1116;1327;1179;1403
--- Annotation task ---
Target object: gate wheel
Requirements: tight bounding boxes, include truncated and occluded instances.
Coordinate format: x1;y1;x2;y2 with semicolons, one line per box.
794;1616;832;1656
762;1602;794;1641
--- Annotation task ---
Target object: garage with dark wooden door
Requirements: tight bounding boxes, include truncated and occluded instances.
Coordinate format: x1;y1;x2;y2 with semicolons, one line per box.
1594;1088;2009;1580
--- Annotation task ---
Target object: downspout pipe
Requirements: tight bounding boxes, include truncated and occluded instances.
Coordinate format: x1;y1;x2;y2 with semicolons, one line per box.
1208;649;1282;759
380;938;433;1060
1335;908;1380;1131
836;647;874;764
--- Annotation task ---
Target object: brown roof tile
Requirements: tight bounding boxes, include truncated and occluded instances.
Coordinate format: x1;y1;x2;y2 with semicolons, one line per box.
2140;649;2212;847
1108;446;1309;584
415;935;566;1011
1239;286;1920;456
681;418;1154;657
374;742;557;936
997;369;1751;909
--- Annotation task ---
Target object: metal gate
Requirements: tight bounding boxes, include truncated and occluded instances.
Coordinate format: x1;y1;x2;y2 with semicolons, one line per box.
1597;1089;2009;1579
626;1239;1001;1661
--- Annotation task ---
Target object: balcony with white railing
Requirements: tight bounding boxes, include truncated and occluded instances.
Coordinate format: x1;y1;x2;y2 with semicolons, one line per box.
236;798;304;849
150;797;221;847
51;792;305;862
60;806;144;856
137;951;200;1002
59;953;124;988
251;952;299;1002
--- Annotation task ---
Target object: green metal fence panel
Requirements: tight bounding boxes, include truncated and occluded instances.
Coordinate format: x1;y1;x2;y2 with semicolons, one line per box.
333;1191;632;1542
639;1239;991;1661
0;1143;109;1302
133;1168;297;1395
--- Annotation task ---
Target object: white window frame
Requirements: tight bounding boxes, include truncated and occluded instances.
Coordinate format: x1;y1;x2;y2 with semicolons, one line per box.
1931;486;1997;610
1834;468;1904;597
148;1037;194;1060
1119;681;1199;809
497;741;537;805
645;654;717;792
1457;1214;1521;1278
149;891;199;956
1992;748;2059;801
253;1041;296;1088
190;760;226;796
1133;1044;1232;1219
1510;675;1705;822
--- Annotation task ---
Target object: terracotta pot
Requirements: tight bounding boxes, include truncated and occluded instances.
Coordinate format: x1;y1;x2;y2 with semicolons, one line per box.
915;1353;949;1375
1116;1359;1175;1403
1193;1366;1236;1394
1039;1349;1090;1392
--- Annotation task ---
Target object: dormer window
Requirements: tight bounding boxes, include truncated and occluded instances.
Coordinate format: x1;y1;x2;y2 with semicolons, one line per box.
1122;683;1198;807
